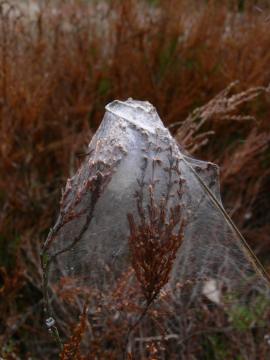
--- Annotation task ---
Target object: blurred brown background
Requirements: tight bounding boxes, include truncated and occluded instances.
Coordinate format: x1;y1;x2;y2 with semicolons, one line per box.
0;0;270;358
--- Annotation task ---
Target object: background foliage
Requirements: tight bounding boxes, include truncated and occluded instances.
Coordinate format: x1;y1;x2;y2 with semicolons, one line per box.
0;0;270;358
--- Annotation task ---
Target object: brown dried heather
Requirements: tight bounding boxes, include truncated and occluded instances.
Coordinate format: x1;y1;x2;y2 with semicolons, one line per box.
127;177;185;306
1;0;270;358
60;302;89;360
175;81;270;153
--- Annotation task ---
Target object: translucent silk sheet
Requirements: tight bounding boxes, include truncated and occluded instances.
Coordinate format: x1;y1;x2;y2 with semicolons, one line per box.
42;99;269;344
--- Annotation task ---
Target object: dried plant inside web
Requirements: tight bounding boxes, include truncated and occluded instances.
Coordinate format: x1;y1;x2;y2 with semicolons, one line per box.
128;148;186;306
126;147;186;347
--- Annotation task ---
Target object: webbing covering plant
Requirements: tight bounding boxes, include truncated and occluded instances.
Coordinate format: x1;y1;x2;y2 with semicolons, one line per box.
1;0;270;358
42;99;269;357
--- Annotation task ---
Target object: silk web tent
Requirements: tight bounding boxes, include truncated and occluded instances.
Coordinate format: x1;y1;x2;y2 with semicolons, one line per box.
42;99;269;346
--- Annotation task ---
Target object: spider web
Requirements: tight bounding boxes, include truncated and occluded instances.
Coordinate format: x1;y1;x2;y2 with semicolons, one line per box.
42;99;269;346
